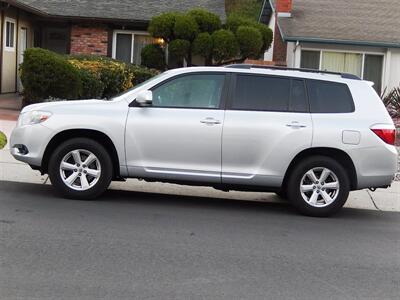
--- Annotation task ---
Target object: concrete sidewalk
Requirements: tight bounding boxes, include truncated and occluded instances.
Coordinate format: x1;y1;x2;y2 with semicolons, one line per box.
0;119;399;212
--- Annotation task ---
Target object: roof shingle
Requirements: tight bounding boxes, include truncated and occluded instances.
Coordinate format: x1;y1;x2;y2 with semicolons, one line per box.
10;0;226;22
270;0;400;47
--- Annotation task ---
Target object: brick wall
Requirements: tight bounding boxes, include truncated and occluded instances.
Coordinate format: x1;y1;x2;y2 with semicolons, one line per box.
70;25;109;56
272;19;287;63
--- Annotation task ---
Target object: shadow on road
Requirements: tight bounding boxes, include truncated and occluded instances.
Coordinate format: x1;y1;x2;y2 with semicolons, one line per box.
1;180;398;221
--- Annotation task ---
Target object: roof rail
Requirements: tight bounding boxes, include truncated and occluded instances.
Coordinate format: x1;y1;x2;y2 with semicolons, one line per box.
225;64;361;80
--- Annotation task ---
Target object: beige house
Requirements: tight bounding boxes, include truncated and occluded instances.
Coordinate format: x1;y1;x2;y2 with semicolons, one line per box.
1;4;33;93
0;0;226;95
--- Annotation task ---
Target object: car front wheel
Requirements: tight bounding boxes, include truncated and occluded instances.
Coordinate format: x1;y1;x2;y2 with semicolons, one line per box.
287;156;350;217
48;138;113;200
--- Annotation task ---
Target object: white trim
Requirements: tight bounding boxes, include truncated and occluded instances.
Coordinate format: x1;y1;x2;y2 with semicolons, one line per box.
4;17;17;52
112;30;149;64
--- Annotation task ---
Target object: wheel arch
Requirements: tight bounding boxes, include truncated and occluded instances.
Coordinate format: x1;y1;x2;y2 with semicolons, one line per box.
41;129;121;179
283;147;358;191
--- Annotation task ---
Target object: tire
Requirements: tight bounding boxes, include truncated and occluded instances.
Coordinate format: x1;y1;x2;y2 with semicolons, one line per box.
287;156;350;217
48;138;113;200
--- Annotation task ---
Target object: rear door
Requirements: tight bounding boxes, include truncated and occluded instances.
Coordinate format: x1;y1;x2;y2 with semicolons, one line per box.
222;73;313;187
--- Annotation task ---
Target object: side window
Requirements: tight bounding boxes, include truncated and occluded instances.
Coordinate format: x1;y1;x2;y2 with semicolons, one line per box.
152;74;225;108
307;79;354;113
233;75;290;111
290;79;308;113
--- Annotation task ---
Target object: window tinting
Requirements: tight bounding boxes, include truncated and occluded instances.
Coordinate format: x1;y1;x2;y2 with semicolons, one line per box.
152;74;225;108
290;80;308;112
301;51;320;70
233;75;290;111
307;79;354;113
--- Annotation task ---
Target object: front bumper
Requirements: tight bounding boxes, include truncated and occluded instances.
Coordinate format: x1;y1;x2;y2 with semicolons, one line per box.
10;124;54;167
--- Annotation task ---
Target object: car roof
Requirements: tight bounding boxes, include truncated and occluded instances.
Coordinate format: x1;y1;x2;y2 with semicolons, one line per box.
169;65;362;85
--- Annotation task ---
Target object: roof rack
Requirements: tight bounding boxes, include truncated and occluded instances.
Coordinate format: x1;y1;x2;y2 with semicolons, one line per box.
225;64;361;80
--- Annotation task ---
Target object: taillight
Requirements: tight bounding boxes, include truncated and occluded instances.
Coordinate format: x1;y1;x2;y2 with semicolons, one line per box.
371;128;396;145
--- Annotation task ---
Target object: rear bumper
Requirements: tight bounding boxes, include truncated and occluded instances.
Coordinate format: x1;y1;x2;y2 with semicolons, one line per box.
350;145;398;189
9;124;53;167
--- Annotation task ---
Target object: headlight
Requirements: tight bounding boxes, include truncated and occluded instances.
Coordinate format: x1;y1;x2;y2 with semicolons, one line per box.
18;111;52;126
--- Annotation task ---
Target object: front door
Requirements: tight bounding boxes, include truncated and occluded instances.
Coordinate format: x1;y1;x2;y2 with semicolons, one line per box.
18;27;28;92
125;73;228;183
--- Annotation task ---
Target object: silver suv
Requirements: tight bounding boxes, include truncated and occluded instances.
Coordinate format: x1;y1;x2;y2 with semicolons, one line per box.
10;65;398;217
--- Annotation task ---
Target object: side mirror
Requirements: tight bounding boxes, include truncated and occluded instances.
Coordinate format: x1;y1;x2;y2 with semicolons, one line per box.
135;90;153;106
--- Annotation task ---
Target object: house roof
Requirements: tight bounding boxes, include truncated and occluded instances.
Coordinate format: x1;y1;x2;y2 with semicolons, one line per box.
269;0;400;48
6;0;226;22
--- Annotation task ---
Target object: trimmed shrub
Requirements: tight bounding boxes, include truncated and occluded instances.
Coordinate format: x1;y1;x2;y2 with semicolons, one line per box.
76;68;105;99
236;25;263;59
69;57;133;98
211;29;239;63
174;14;199;41
192;32;213;56
169;39;191;61
253;23;273;54
20;48;81;104
225;14;254;33
148;12;179;42
129;65;160;86
141;44;165;70
188;8;222;33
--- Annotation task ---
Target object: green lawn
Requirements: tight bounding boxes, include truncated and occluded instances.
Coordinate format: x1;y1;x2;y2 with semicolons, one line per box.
0;131;7;149
225;0;264;20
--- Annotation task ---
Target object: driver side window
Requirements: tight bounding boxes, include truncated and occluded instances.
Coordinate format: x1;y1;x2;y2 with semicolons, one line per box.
152;74;225;108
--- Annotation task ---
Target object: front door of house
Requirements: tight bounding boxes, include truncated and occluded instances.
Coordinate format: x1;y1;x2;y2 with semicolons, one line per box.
18;27;28;92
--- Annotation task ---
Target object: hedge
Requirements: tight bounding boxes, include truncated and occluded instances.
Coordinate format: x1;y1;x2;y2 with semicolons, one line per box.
20;48;160;105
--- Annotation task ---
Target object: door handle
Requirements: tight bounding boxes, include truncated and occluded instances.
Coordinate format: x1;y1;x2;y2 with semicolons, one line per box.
286;122;307;129
200;118;221;125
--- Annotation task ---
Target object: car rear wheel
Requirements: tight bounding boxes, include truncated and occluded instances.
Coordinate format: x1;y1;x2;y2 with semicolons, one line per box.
48;138;113;200
287;156;350;217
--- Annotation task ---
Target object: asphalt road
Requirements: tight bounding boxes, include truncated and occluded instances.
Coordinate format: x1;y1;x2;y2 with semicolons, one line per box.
0;181;399;300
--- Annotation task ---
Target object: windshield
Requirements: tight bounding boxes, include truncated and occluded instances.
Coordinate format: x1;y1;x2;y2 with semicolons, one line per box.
111;72;167;101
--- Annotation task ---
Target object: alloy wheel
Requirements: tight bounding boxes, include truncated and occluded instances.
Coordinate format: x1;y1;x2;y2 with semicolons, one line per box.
300;167;340;207
59;149;101;191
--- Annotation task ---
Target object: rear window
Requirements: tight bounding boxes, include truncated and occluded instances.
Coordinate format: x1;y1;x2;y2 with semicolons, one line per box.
232;75;308;112
307;79;354;113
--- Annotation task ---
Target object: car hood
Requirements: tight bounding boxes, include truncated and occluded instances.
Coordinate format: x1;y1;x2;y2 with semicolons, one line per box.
21;99;114;114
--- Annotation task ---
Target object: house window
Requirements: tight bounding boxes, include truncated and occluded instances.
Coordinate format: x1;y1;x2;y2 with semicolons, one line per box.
300;50;384;94
113;31;157;65
5;18;16;51
300;51;320;70
363;55;384;95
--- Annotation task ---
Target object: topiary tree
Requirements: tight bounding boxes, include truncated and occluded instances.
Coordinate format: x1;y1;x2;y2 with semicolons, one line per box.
141;44;166;70
253;23;274;55
146;9;273;67
169;39;191;63
211;29;239;64
188;8;222;33
236;26;263;59
174;14;199;41
148;12;180;43
192;32;213;65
